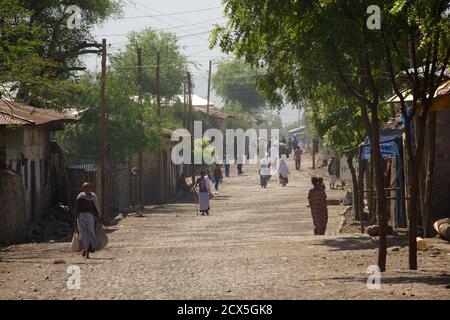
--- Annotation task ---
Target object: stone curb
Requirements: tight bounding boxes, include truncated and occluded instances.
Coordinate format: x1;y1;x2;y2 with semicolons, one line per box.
336;206;352;234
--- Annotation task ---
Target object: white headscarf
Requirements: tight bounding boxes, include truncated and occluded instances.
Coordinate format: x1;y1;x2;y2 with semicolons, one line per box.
279;159;289;178
77;192;101;216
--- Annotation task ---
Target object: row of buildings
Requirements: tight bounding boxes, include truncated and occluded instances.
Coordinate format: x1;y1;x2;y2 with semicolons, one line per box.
0;95;231;244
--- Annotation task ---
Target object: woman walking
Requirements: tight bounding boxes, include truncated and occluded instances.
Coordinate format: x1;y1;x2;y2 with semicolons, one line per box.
278;157;290;187
308;177;328;235
74;183;103;258
259;157;270;188
195;171;211;215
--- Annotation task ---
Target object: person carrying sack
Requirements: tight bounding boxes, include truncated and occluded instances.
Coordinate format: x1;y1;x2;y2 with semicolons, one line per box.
70;182;108;258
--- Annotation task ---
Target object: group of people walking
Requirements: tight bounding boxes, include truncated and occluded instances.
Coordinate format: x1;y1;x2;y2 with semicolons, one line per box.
70;143;330;260
193;163;224;216
257;146;329;236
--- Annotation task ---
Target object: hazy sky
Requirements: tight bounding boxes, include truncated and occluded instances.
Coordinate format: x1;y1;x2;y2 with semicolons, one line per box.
85;0;300;125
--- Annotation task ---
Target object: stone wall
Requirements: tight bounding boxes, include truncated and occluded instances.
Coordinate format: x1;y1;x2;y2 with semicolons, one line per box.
0;171;26;243
131;144;179;205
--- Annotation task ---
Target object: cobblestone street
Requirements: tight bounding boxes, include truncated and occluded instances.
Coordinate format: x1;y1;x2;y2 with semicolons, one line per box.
0;156;449;300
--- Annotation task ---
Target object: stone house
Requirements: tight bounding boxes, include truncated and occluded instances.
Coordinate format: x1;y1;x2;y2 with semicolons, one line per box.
0;101;77;243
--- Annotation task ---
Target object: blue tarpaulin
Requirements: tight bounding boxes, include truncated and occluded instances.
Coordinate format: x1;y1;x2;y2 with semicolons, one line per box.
361;128;404;160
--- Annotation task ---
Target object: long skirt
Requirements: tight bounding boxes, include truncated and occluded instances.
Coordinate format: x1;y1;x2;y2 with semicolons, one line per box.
198;192;210;212
260;174;268;187
279;174;288;185
329;174;337;184
311;211;328;235
77;212;100;251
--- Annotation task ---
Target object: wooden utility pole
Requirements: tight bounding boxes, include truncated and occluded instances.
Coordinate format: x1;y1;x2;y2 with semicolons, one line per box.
156;52;164;203
99;39;108;222
136;47;144;212
183;82;187;128
206;60;212;115
156;52;161;120
187;72;194;184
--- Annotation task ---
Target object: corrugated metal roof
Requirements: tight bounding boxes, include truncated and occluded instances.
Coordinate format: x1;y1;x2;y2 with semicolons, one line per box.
0;111;32;125
68;163;97;172
193;105;233;120
0;100;78;126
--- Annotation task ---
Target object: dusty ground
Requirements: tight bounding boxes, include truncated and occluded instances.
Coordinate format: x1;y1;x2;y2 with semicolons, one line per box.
0;154;449;300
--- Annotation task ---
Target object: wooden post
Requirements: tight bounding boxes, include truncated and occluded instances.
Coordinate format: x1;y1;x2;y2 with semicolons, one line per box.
206;60;212;115
136;47;144;212
99;38;108;222
367;148;374;224
187;72;194;184
183;82;187;128
156;52;164;203
156;52;161;120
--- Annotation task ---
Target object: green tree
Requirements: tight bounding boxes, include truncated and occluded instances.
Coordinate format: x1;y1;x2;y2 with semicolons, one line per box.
212;0;450;271
0;0;48;100
212;59;267;114
58;71;162;163
383;0;450;251
1;0;121;107
305;84;382;224
210;0;407;271
59;29;187;162
111;28;188;101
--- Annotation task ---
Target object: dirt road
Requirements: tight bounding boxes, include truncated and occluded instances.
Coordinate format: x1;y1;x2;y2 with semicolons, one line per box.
0;155;449;299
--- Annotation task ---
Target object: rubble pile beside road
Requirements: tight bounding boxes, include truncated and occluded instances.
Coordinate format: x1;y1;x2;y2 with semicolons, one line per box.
24;215;73;243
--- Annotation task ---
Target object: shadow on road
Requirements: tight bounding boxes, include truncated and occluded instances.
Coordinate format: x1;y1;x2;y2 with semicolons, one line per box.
314;273;450;288
315;236;378;251
316;235;410;251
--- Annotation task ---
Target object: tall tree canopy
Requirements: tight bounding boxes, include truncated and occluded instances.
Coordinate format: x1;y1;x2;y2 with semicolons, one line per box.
211;0;450;271
111;28;188;101
212;59;266;114
59;29;187;163
1;0;122;107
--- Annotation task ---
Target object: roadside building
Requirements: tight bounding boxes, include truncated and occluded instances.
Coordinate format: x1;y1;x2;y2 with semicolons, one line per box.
0;101;77;243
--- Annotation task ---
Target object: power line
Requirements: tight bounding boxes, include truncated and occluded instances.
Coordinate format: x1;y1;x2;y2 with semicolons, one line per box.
123;0;202;35
177;30;211;39
127;0;218;35
93;17;226;37
116;7;221;19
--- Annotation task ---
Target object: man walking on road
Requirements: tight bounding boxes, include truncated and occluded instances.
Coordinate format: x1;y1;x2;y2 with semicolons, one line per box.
294;146;303;171
213;164;223;194
259;156;270;188
328;156;338;190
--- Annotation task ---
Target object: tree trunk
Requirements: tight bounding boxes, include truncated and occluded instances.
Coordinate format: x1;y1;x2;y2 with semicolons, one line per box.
404;122;418;270
408;161;419;270
358;152;366;233
423;112;436;237
371;132;389;272
368;159;374;222
347;153;359;219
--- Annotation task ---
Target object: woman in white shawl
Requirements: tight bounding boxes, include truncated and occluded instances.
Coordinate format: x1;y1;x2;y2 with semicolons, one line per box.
278;157;290;187
74;183;102;258
259;156;270;188
195;171;212;215
269;142;279;176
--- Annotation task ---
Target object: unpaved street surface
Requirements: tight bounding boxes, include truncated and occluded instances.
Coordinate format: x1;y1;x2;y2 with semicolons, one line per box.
1;155;449;300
